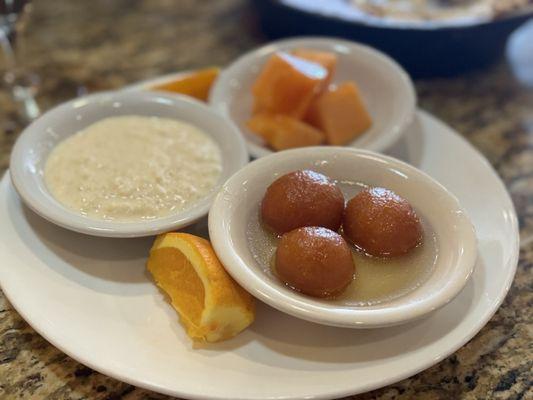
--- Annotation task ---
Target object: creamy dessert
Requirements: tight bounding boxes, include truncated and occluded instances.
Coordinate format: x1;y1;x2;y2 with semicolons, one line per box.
45;115;222;221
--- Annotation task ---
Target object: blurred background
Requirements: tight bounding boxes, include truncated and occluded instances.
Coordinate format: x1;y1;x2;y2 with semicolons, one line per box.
1;0;532;114
253;0;533;77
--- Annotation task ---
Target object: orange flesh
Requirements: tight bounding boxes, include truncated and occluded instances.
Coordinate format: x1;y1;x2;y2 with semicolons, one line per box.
248;50;372;151
291;49;337;87
151;67;220;101
251;52;327;117
247;114;325;150
147;247;205;326
306;81;372;145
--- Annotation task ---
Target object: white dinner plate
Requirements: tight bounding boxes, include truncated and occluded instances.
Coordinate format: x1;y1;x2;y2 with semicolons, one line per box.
0;110;519;400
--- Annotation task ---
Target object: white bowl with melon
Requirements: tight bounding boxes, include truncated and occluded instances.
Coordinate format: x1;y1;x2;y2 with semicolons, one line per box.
209;37;416;158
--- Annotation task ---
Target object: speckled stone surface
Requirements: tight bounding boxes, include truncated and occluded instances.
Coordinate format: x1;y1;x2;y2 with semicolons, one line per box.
0;1;532;399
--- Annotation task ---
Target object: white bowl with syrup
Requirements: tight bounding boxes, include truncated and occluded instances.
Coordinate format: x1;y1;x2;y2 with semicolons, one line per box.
208;147;477;328
9;90;248;238
209;36;416;158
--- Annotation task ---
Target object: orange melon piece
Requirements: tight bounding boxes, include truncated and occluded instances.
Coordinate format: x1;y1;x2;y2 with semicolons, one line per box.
151;67;220;101
291;49;337;87
247;113;277;143
252;52;327;118
306;81;372;145
247;114;325;151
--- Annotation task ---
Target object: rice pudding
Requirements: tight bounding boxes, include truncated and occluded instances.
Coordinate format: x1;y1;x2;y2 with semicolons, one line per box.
45;115;222;221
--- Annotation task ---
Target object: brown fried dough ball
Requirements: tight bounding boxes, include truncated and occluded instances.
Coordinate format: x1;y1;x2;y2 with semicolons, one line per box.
343;187;423;257
261;170;344;234
275;226;355;297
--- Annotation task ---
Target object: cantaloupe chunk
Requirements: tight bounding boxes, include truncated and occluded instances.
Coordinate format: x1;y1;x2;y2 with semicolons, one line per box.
151;67;220;101
247;114;325;151
306;82;372;145
252;52;327;118
247;113;277;143
291;49;337;87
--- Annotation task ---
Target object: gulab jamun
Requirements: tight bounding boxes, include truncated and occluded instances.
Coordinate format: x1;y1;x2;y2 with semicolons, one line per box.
343;187;423;257
275;226;355;297
261;170;344;234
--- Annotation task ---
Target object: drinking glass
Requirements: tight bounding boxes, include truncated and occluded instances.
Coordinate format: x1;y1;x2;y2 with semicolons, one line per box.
0;0;40;121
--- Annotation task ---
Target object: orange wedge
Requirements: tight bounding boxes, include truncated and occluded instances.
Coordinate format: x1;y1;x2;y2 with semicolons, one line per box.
147;232;255;342
151;67;220;101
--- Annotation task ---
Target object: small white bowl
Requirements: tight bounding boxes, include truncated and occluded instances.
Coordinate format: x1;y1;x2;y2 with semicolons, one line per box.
10;90;248;238
209;36;416;159
208;147;477;328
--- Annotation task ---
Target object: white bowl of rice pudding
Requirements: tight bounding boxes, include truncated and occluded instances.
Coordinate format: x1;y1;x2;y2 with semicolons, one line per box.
9;90;248;237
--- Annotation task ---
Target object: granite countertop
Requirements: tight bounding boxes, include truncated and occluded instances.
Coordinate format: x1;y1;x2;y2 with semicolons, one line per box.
0;1;532;399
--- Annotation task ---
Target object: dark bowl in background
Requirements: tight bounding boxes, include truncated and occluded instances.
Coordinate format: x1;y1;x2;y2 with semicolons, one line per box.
251;0;533;78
